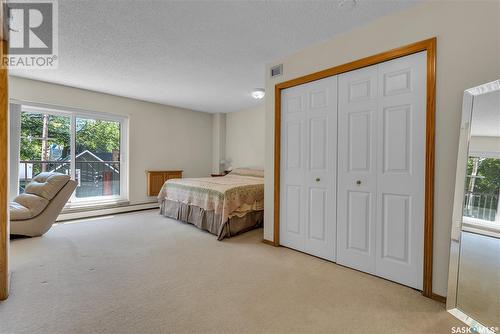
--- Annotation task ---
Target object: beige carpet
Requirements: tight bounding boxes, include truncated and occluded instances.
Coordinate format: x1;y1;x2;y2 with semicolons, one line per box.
0;210;460;334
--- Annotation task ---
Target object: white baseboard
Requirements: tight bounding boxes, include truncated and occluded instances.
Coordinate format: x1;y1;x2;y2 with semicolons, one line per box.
57;202;159;221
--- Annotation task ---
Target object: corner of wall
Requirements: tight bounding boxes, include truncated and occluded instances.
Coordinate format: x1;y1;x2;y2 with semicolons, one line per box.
212;113;226;173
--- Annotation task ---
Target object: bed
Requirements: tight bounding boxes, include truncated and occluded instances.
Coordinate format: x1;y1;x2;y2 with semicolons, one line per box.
158;168;264;240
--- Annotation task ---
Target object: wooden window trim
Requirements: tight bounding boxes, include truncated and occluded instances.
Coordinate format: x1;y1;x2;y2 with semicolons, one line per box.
273;38;437;298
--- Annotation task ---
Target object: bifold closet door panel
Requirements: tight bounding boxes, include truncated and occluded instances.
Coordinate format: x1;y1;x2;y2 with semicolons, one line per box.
280;76;337;261
280;83;307;252
337;51;426;289
337;65;378;274
375;52;426;289
303;77;337;261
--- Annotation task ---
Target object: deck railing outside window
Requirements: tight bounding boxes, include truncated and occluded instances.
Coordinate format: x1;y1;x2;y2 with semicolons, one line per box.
463;191;499;222
19;160;120;198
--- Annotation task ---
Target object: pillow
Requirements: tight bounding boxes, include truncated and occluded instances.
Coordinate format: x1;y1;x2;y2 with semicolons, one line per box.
230;168;264;178
25;172;70;200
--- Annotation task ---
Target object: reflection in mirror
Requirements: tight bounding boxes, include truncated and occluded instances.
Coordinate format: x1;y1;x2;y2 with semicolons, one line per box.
463;89;500;231
457;88;500;329
447;81;500;333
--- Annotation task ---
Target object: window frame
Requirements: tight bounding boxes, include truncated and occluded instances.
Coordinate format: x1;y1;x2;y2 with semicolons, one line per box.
10;99;129;209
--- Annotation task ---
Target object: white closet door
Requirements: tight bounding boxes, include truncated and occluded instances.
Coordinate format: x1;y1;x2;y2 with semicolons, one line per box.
337;52;426;289
281;84;307;250
337;65;378;274
280;76;337;261
375;52;426;289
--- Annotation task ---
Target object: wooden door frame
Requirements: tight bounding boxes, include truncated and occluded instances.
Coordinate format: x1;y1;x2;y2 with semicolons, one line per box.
1;0;10;301
273;38;437;298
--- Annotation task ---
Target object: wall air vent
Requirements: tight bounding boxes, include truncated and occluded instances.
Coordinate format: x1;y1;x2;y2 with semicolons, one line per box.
270;64;283;78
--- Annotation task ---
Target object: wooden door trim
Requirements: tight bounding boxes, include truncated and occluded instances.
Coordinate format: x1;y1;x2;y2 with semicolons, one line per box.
274;38;437;298
0;12;9;300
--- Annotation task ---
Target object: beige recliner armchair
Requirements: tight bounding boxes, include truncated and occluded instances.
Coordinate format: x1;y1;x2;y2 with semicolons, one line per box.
10;172;77;237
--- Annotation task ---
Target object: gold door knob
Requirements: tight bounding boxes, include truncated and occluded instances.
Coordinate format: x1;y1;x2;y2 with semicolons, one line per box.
316;177;321;182
356;180;362;185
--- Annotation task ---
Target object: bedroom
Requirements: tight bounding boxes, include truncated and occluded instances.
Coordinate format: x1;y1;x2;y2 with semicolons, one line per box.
1;1;499;334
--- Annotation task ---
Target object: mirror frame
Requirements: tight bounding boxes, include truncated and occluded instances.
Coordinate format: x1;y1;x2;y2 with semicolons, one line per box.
446;79;500;331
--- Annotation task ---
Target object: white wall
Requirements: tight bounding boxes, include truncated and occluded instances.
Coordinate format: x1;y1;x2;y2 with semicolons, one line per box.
9;76;213;205
225;104;265;169
264;1;500;296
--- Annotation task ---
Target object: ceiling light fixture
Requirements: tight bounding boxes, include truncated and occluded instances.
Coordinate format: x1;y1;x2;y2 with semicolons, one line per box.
251;88;265;100
338;0;357;9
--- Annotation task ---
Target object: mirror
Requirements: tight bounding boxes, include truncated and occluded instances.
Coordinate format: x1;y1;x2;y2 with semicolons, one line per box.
447;80;500;333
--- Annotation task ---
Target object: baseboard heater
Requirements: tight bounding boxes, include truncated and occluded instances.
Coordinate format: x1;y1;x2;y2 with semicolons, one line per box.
57;202;159;222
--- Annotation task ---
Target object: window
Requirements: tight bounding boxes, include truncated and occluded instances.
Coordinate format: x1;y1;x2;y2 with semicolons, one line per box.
10;102;128;208
463;155;500;229
74;117;121;200
18;112;71;193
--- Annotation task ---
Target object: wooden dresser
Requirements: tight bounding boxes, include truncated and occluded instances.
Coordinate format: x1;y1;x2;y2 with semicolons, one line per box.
147;170;182;196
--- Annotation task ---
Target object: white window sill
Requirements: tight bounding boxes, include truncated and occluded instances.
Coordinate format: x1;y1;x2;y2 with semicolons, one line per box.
462;217;500;239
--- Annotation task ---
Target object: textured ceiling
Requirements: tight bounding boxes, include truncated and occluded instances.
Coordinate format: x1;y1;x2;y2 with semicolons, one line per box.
11;0;418;113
